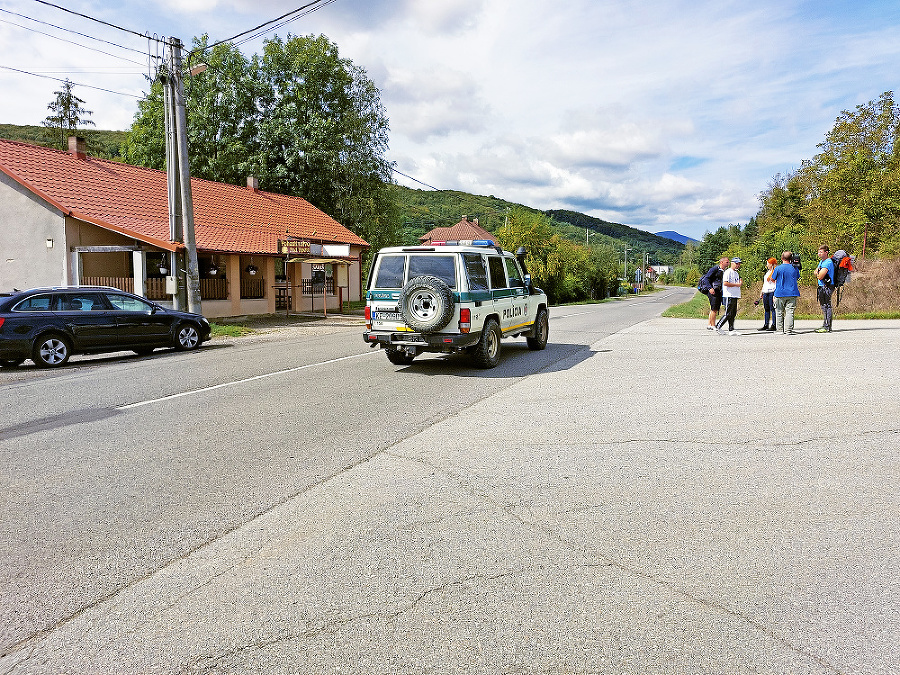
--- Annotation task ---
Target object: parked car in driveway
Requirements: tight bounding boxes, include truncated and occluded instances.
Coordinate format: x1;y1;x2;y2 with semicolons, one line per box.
0;287;211;368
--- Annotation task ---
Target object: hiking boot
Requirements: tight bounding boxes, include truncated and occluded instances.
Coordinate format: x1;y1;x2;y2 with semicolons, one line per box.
767;326;777;331
757;325;769;331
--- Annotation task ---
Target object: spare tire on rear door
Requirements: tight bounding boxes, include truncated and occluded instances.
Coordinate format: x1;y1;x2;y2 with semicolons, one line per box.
400;275;455;333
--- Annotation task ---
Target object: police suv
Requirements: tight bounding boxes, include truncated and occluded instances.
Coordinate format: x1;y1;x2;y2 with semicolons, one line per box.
363;240;549;368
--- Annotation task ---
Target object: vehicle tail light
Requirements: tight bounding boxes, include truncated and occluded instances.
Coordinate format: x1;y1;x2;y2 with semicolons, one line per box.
364;306;371;330
0;317;4;329
459;308;471;333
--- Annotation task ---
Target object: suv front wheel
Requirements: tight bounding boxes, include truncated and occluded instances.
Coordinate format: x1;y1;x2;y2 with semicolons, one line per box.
527;307;549;350
471;318;501;368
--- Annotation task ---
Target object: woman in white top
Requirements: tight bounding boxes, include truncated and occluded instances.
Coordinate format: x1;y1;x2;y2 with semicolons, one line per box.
758;257;777;331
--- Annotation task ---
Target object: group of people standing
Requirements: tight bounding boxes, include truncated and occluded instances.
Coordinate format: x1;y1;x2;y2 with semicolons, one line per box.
701;245;836;335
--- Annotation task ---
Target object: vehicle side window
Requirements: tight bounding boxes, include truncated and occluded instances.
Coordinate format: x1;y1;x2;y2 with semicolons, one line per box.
106;294;153;312
60;293;106;311
13;294;54;311
462;253;488;291
372;255;406;289
504;257;524;288
487;256;507;289
408;255;456;289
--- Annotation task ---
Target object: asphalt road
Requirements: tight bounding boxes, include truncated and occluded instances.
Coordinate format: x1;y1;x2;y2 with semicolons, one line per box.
2;288;898;674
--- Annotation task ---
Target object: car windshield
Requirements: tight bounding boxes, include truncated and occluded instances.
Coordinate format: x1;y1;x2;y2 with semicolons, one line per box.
408;255;456;289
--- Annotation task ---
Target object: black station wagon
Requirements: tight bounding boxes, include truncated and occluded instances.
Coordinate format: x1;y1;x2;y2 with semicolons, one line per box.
0;287;211;368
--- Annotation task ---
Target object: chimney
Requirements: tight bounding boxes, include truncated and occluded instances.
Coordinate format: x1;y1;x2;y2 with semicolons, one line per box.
473;218;479;226
247;176;259;191
461;215;468;222
68;136;87;160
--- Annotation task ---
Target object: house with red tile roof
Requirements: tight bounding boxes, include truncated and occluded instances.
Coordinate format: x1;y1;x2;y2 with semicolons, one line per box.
0;137;368;318
419;216;494;245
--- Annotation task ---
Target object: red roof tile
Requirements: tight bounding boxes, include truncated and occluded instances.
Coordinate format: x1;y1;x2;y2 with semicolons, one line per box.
420;218;494;243
0;139;368;253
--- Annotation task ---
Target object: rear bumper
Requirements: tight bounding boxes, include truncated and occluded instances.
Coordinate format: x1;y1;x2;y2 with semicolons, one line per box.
364;331;481;350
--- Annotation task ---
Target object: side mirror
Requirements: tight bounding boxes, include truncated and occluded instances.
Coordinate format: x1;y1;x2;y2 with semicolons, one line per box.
524;274;532;290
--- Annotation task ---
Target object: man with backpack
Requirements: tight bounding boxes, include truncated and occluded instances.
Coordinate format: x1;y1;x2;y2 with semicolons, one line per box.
700;257;729;331
815;245;835;333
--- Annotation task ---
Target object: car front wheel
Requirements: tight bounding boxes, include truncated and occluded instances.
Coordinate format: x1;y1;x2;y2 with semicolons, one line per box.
526;307;549;350
173;323;201;351
32;334;71;368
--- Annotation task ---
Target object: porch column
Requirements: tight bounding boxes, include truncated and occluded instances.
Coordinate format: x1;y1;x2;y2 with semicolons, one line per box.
133;250;147;298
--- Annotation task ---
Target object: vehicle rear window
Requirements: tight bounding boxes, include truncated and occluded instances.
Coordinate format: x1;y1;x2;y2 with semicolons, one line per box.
372;255;406;289
463;253;488;291
13;294;55;311
408;255;456;289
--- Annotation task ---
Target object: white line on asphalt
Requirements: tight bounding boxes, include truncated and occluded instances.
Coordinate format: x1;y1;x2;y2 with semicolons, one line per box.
117;351;378;410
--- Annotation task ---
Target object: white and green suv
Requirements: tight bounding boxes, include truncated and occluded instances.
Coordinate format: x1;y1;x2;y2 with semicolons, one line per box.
364;240;549;368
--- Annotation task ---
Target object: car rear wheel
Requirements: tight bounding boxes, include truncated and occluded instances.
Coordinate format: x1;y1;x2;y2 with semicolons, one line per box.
526;307;549;350
32;334;71;368
173;323;201;351
400;276;455;333
0;358;25;368
385;347;416;365
471;318;501;368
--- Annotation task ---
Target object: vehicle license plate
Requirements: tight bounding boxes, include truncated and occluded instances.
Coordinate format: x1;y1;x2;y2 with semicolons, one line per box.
401;334;425;343
373;311;402;321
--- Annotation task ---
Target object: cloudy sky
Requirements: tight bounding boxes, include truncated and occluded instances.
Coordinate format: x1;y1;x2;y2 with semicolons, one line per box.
2;0;899;240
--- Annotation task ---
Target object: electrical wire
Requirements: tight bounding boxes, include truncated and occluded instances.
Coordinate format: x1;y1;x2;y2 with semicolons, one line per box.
0;16;145;66
31;0;160;42
230;0;338;49
0;7;146;55
197;0;337;54
393;168;440;191
0;65;142;98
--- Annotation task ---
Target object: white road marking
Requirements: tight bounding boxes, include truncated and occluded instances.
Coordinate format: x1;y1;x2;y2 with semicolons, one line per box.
117;351;378;410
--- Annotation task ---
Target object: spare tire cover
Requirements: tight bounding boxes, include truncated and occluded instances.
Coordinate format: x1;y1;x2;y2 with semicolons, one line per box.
400;275;455;333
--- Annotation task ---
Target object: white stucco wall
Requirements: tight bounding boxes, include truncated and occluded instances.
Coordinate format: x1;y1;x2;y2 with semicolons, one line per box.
0;172;69;289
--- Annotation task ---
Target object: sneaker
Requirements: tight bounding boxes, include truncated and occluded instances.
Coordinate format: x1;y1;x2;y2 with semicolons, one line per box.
814;327;830;333
787;330;797;335
728;330;739;336
716;328;726;335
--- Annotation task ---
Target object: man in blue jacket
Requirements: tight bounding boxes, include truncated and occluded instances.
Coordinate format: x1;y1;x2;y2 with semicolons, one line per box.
815;244;835;333
771;250;801;334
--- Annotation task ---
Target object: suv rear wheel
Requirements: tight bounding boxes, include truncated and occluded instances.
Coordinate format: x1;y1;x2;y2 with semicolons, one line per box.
385;347;417;366
400;276;455;333
471;318;501;368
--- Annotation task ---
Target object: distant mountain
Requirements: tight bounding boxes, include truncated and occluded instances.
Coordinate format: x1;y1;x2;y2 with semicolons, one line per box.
654;230;698;245
545;210;685;263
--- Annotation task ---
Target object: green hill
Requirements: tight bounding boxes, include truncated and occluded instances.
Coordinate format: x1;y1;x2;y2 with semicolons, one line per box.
391;185;683;264
0;123;127;161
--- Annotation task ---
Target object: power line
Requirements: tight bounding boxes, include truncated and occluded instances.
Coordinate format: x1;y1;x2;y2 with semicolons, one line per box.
393;168;440;191
0;16;145;66
0;7;146;55
31;0;158;42
0;65;142;98
198;0;337;53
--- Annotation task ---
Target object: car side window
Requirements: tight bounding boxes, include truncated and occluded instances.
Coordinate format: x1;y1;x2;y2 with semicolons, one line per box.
372;255;406;289
105;293;153;312
504;257;524;288
487;256;507;289
13;294;54;311
462;253;489;291
60;293;106;311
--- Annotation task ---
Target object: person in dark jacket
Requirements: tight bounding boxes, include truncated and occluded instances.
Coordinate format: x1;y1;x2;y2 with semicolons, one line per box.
704;257;729;331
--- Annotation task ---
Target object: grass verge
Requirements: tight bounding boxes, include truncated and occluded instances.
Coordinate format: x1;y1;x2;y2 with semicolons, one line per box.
210;322;255;338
